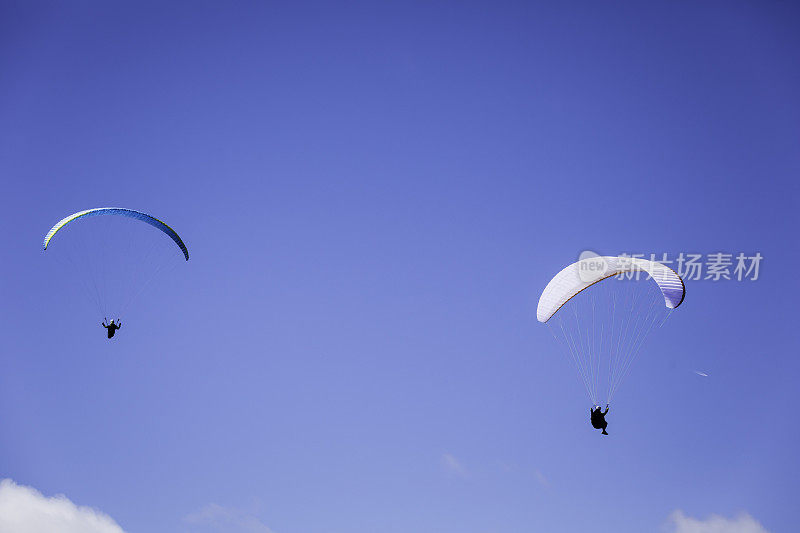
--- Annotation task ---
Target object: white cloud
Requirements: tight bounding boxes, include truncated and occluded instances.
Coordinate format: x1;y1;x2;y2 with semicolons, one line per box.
184;503;274;533
666;510;770;533
441;453;469;478
0;479;124;533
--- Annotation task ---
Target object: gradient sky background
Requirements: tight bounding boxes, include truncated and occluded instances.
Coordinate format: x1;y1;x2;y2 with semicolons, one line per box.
1;2;798;532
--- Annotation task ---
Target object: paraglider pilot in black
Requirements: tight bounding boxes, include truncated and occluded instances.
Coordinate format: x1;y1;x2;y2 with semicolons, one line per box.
102;318;121;338
591;404;609;435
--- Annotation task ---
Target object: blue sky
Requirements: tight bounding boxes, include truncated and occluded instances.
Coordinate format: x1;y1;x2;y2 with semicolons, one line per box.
1;2;798;532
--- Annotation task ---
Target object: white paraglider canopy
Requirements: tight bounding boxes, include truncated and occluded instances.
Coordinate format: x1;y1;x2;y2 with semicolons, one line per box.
538;255;685;404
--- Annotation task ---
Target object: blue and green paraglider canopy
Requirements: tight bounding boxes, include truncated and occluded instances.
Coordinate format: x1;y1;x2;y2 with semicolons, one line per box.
43;207;189;321
44;207;189;260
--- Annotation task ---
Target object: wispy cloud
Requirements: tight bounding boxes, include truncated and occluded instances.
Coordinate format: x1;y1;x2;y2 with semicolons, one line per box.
184;503;274;533
693;370;709;377
534;469;549;488
441;453;469;478
666;510;769;533
0;479;125;533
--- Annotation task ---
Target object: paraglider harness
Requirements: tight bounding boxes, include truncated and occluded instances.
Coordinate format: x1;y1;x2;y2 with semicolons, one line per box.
102;318;122;338
590;404;609;433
